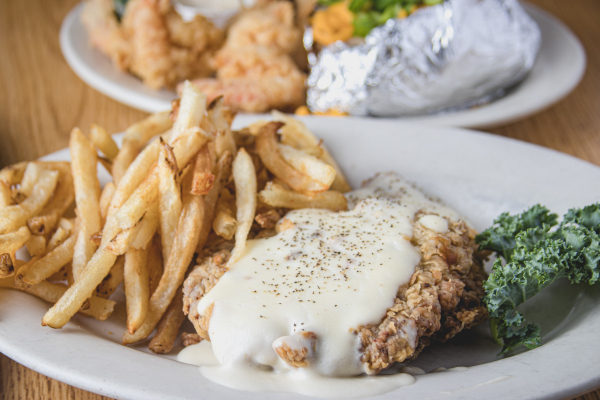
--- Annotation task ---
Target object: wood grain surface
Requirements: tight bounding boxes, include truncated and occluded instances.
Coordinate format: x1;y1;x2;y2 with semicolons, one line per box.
1;0;600;399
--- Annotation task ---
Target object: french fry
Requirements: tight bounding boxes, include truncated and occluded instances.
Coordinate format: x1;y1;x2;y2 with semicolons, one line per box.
0;162;27;186
19;163;44;197
158;140;182;262
0;181;11;207
107;138;162;222
0;276;116;321
112;112;173;185
208;96;237;158
0;226;31;261
47;226;71;252
170;81;206;142
212;211;237;240
26;235;46;257
42;248;118;328
131;201;159;250
95;255;125;299
271;110;351;192
256;122;328;194
99;182;116;227
195;151;233;253
22;227;78;286
277;144;336;188
148;285;186;354
105;218;146;255
124;246;150;334
90;124;119;161
13;256;40;287
191;144;215;196
0;169;59;235
228;148;257;265
147;236;164;295
27;162;75;235
70;128;102;282
113;126;211;235
122;169;204;344
48;264;69;282
259;182;348;212
0;254;14;278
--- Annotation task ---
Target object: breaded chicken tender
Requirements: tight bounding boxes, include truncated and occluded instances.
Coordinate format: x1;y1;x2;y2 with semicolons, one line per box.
187;2;306;112
183;205;488;374
82;0;223;89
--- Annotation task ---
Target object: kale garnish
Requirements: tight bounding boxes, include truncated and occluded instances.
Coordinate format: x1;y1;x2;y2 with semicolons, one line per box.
476;204;600;354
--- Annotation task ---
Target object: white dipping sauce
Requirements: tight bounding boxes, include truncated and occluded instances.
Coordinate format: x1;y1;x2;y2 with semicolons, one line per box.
418;215;449;233
183;174;462;397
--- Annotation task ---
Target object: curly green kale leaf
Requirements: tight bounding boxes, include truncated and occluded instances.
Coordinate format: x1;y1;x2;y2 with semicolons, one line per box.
477;204;600;354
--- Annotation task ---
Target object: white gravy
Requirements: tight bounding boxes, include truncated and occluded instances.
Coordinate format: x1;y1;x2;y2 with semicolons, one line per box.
182;173;463;396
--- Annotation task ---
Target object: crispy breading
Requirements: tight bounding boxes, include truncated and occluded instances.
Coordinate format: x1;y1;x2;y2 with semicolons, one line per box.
359;213;488;374
182;250;230;340
182;211;487;373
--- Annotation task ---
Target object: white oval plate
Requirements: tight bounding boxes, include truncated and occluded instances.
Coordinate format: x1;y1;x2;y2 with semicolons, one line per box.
1;116;600;399
59;2;586;129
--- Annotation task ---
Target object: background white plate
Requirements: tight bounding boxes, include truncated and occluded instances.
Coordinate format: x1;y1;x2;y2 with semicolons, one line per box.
1;116;600;399
59;2;586;129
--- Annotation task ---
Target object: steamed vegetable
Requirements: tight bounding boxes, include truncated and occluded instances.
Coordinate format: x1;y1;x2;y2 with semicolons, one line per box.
476;204;600;354
317;0;443;38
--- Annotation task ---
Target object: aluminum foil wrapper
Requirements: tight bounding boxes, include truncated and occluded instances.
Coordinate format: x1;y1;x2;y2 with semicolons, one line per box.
306;0;541;117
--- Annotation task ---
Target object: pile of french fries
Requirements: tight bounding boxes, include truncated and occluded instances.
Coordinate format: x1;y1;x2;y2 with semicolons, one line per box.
0;81;350;354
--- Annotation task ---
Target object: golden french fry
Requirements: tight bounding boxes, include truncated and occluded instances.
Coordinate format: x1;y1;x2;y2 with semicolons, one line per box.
271;111;351;192
131;201;159;250
208;96;237;158
19;163;44;197
170;81;206;142
124;246;150;334
99;182;116;227
113;126;211;235
122;169;204;344
95;255;125;299
0;169;59;235
212;211;237;240
47;226;71;252
22;227;78;286
42;248;118;328
90;124;119;161
70;128;102;282
259;182;348;211
158;140;182;262
0;276;116;321
113;112;173;185
48;264;69;282
13;256;40;287
195;151;233;253
0;162;27;186
147;236;163;296
0;226;31;260
228;148;257;265
26;235;46;257
107;138;163;222
191;145;215;196
148;285;186;354
105;218;145;255
27;162;75;235
0;254;14;278
256;122;328;194
277;144;336;188
0;181;11;207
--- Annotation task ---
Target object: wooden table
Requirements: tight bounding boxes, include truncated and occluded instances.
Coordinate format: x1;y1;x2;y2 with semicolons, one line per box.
0;0;599;398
